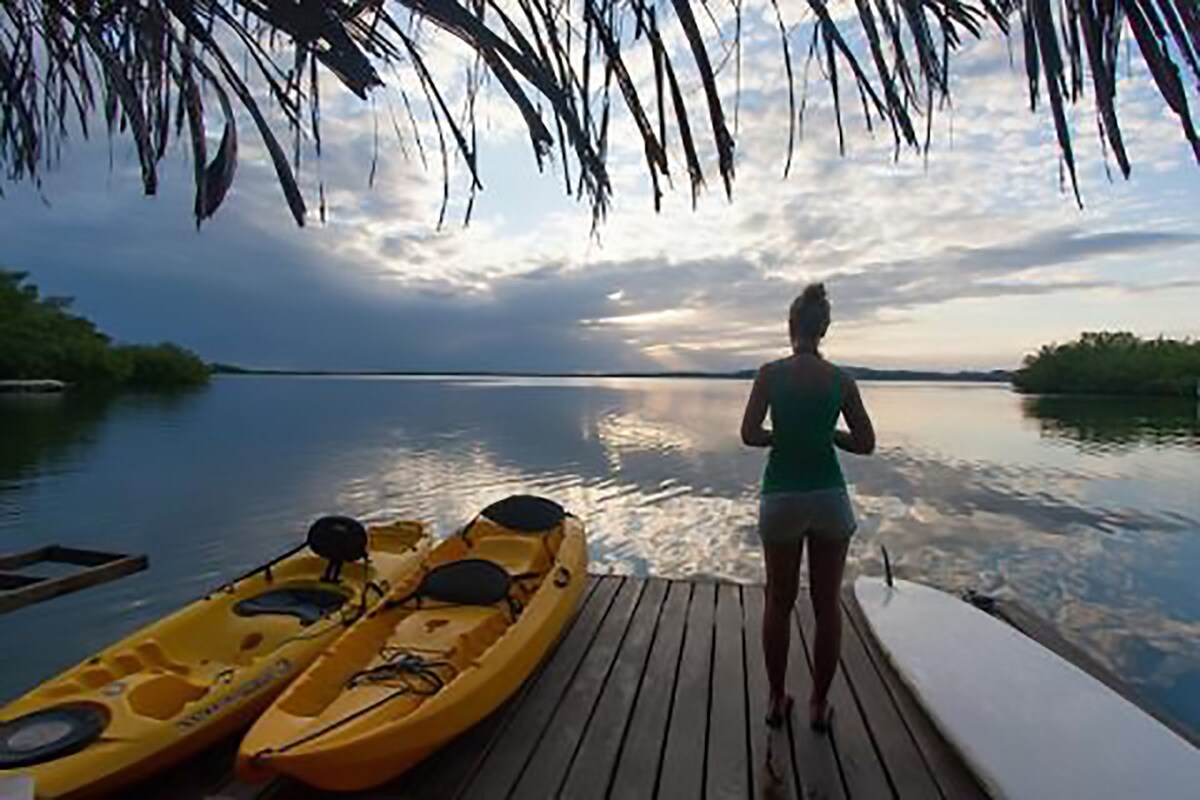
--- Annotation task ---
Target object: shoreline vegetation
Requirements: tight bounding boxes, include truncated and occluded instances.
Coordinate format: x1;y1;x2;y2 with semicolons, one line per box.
8;268;1193;398
1014;333;1200;398
1;270;209;392
211;363;1013;383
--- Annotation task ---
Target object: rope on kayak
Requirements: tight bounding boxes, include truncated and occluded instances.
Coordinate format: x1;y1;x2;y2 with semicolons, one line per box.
347;647;451;691
253;650;451;759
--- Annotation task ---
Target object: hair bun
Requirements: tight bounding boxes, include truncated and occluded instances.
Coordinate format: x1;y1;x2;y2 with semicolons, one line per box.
801;282;827;304
789;282;832;344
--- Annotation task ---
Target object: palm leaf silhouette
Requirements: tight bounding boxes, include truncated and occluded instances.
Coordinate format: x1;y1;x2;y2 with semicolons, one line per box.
0;0;1196;226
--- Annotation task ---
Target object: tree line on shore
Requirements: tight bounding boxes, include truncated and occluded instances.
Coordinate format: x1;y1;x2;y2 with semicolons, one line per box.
0;270;209;390
6;268;1196;397
1014;332;1200;397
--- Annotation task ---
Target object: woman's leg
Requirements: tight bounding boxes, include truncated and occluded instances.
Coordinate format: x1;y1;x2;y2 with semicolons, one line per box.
762;539;803;716
806;534;850;722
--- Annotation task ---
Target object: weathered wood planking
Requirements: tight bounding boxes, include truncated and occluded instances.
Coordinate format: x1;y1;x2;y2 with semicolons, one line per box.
150;574;990;800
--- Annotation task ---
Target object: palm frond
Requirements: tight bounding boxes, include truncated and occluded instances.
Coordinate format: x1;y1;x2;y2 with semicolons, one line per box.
0;0;1197;227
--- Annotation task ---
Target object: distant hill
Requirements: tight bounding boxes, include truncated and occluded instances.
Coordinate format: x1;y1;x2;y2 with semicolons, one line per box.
210;364;1012;383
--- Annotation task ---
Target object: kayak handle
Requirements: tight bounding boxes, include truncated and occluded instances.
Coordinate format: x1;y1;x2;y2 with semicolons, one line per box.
554;566;571;588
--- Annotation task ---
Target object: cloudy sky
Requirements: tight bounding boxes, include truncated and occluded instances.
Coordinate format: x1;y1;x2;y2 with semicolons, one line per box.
2;4;1198;373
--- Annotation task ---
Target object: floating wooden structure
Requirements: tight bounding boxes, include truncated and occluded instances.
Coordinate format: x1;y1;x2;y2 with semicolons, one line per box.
0;545;148;614
143;574;989;800
0;380;66;394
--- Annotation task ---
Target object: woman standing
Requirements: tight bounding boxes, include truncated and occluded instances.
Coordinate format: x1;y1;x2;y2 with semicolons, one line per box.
740;283;876;730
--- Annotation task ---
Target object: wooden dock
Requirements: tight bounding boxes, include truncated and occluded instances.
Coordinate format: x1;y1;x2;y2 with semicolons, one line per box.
153;574;986;800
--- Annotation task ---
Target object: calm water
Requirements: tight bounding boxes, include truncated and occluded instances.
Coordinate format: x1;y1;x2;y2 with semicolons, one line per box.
2;377;1198;734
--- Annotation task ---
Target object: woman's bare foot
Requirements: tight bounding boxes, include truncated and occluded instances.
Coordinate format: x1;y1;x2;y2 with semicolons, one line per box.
765;693;794;728
808;698;833;733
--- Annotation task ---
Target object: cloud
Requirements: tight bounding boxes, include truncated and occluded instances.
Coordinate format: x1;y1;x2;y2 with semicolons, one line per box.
1;16;1198;372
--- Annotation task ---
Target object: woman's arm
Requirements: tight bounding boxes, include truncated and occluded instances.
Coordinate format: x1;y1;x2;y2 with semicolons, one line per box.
835;373;876;455
740;365;773;448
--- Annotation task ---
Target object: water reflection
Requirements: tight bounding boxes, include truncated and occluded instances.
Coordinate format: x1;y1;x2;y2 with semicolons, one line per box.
1022;394;1200;451
0;377;1197;738
0;392;112;484
0;389;209;486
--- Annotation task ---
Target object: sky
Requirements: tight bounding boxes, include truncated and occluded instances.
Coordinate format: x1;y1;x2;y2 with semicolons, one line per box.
1;4;1198;373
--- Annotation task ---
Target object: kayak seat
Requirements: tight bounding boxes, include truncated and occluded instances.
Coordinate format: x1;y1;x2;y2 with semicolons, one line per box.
481;494;566;532
469;535;551;577
386;607;508;662
415;559;512;607
234;587;349;626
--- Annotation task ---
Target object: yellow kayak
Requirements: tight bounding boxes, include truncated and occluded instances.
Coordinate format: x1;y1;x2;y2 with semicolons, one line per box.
0;517;427;799
237;495;587;791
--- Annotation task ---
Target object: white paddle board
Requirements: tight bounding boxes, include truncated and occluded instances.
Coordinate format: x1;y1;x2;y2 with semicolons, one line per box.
855;576;1200;800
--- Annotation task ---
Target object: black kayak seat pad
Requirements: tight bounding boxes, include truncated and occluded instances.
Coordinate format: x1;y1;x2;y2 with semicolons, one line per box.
480;495;566;533
233;587;349;626
416;559;512;606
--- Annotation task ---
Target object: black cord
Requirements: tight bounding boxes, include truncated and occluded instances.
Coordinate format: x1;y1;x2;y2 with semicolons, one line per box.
211;541;308;597
255;649;453;759
458;514;482;545
346;647;451;691
274;559;375;648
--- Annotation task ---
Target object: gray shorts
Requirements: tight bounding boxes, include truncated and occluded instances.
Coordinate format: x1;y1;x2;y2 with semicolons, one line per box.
758;487;857;544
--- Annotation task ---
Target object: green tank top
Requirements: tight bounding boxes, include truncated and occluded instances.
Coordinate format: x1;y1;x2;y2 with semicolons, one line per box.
761;361;846;495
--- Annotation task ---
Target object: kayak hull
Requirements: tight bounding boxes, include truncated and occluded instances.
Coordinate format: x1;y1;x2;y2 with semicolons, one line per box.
0;522;427;799
239;514;588;791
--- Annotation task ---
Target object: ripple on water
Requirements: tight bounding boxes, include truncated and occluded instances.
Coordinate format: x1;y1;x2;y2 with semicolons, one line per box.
0;378;1197;738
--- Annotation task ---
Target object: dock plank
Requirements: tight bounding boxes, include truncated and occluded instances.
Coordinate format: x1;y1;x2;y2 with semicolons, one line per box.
154;575;994;800
784;600;845;800
510;577;644;798
742;585;799;800
138;738;243;800
657;581;717;800
607;581;691;800
707;583;749;800
795;597;891;799
835;593;941;798
842;593;990;800
558;578;669;800
455;575;622;799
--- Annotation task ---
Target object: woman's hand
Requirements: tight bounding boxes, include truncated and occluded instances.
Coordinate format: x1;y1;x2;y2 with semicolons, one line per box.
834;429;865;453
740;365;774;447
